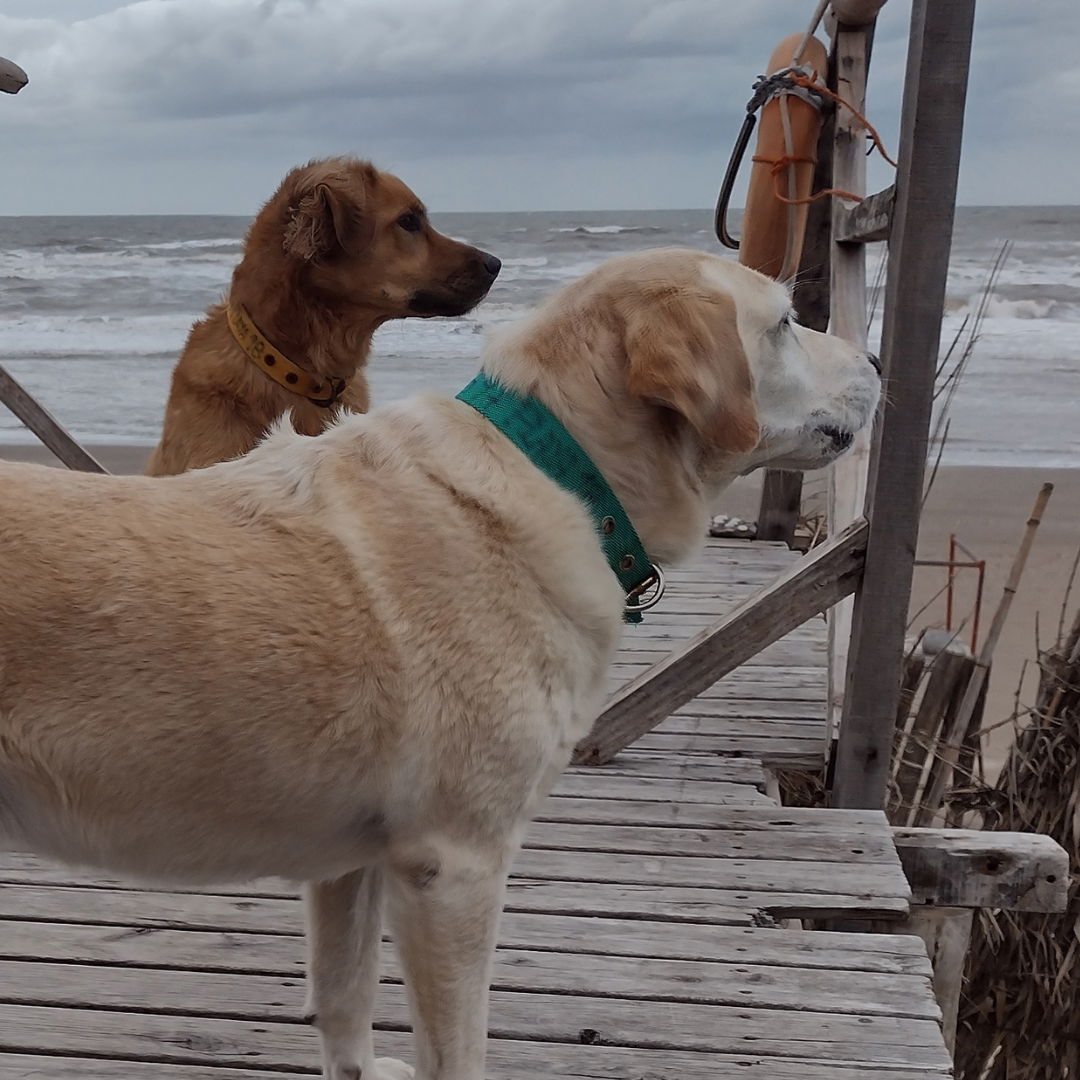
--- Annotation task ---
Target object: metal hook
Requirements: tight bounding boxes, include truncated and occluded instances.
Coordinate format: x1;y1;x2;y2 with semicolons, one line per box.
714;112;757;250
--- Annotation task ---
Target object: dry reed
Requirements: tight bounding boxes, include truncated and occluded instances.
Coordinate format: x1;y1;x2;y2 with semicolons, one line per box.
955;595;1080;1080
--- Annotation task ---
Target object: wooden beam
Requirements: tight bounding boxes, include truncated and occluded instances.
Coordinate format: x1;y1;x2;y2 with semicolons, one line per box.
573;519;868;766
892;827;1069;913
831;0;976;809
826;22;874;751
904;906;972;1056
0;364;107;474
834;184;895;243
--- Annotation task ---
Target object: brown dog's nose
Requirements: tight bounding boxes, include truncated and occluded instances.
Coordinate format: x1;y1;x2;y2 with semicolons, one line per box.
479;252;501;278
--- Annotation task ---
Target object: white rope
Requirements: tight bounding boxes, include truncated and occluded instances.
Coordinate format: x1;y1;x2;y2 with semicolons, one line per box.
778;96;802;282
791;0;831;65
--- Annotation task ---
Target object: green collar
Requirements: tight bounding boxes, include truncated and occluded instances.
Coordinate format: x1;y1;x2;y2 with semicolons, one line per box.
456;373;664;624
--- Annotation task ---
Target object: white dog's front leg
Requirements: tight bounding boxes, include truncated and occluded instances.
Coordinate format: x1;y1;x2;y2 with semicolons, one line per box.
386;846;508;1080
304;867;413;1080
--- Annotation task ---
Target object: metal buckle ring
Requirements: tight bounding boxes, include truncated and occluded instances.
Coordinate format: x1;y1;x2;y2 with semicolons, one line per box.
311;378;347;409
624;564;666;614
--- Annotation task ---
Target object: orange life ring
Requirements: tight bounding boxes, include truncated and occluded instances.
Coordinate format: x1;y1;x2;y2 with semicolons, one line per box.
738;32;828;281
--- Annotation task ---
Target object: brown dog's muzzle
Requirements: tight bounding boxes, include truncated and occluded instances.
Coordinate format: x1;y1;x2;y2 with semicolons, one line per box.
408;245;501;317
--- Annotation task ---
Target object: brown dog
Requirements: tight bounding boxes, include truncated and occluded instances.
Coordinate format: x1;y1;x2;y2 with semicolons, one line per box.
145;157;500;476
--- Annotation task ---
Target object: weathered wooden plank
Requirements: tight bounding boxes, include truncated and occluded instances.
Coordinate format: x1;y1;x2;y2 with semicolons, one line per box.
0;1053;952;1080
662;701;825;721
0;888;933;971
508;849;906;898
636;725;822;743
892;827;1069;911
619;640;825;665
606;672;828;704
0;865;907;923
0;365;108;474
651;721;826;741
0;950;939;1020
552;771;771;805
631;732;825;764
833;0;977;809
0;1003;953;1070
537;802;889;830
827;20;875;753
620;636;826;664
834;184;895;243
609;662;827;685
587;751;771;783
624;617;821;634
577;520;866;765
523;820;895;862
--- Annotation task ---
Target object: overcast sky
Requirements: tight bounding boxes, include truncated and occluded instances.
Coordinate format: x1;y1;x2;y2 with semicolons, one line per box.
1;0;1077;215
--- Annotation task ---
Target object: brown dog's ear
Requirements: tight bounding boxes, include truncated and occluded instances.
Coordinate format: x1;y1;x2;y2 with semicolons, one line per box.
623;289;760;453
283;176;375;261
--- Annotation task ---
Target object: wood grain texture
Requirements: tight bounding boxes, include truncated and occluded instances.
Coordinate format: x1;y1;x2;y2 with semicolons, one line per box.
0;1052;952;1080
892;827;1068;912
0;1009;953;1078
833;0;977;809
834;184;896;243
827;22;874;751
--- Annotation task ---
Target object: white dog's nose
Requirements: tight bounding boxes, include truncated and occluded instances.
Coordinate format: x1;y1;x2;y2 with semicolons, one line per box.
866;352;883;376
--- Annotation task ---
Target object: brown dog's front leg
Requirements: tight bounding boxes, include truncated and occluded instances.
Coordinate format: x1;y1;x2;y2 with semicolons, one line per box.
385;845;509;1080
304;867;413;1080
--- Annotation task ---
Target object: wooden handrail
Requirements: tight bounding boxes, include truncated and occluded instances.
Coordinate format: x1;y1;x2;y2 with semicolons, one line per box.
0;364;108;474
573;518;869;766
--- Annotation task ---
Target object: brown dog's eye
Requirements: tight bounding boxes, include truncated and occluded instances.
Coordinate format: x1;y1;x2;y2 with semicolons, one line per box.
397;212;423;233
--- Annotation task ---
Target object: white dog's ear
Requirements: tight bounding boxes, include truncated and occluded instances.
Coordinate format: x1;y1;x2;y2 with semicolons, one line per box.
284;167;376;261
624;290;760;453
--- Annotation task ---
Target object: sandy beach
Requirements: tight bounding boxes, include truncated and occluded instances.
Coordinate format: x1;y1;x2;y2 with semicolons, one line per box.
2;442;1075;773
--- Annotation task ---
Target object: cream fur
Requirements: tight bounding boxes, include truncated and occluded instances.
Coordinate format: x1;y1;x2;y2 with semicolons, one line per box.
0;248;879;1080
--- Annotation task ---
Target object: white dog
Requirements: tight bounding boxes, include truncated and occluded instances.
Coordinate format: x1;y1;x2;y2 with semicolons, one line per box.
0;248;880;1080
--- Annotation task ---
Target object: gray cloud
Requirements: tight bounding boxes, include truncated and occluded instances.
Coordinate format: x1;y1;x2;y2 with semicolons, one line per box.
1;0;1077;214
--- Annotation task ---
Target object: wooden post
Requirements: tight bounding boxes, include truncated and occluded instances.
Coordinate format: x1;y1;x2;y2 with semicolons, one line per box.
756;471;803;542
831;0;977;809
907;906;973;1055
825;21;873;749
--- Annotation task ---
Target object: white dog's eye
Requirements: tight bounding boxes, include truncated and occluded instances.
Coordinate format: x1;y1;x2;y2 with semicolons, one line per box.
778;313;792;330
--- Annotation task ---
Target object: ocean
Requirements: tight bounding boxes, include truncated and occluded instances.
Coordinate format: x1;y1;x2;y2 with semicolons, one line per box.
1;206;1077;467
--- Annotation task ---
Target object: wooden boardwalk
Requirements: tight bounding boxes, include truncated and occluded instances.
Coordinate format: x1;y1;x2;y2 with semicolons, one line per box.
0;539;953;1078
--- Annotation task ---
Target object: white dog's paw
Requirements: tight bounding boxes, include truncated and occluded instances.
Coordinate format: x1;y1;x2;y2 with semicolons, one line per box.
374;1058;414;1080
